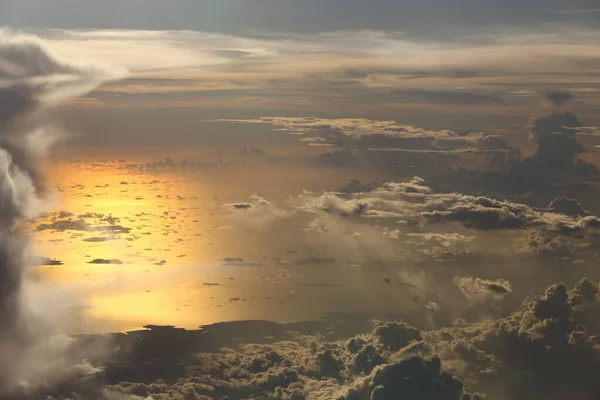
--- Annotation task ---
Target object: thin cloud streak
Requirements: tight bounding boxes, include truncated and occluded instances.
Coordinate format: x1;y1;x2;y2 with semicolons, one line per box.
9;27;596;119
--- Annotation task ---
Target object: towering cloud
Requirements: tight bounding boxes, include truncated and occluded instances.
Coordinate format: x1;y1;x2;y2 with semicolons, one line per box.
542;90;575;108
0;29;121;395
527;112;584;169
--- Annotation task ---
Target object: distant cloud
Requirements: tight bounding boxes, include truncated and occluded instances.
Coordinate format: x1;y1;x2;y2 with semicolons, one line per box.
87;259;124;265
17;27;600;118
37;219;92;232
541;90;575;107
38;257;64;266
83;237;114;243
220;117;502;151
35;212;131;234
294;177;600;261
527;112;584;168
453;276;512;302
224;195;292;229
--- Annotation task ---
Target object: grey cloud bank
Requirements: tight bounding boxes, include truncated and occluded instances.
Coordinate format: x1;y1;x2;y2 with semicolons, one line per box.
0;29;120;396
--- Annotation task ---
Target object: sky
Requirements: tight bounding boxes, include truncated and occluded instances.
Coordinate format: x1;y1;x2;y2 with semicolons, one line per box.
2;2;600;400
0;1;599;146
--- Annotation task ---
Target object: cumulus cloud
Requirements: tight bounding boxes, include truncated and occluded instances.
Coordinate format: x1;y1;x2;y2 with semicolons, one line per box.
265;175;600;268
0;28;122;397
298;177;600;234
424;278;600;399
453;276;512;302
527;112;584;168
8;278;591;400
339;356;482;400
545;196;590;217
541;89;575;107
224;195;292;229
427;112;600;218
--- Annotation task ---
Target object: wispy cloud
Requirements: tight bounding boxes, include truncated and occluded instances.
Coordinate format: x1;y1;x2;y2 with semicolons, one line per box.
10;27;599;118
218;117;502;151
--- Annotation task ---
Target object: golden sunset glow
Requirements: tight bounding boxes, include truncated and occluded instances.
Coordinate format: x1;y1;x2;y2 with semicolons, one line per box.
25;147;377;332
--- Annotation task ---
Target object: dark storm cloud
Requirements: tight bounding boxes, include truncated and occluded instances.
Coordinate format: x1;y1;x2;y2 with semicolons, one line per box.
542;90;575;107
527;112;584;168
428;112;600;221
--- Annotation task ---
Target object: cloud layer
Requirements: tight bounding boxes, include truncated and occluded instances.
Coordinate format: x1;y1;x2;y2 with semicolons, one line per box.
10;27;597;126
20;279;598;400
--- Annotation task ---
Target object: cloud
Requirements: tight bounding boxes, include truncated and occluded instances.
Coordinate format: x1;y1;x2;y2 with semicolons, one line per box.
36;217;131;234
0;27;596;124
0;28;121;396
340;356;482;400
224;195;292;229
453;276;512;302
8;278;592;400
87;259;124;265
545;196;590;217
219;117;502;151
83;237;114;243
37;219;93;232
371;321;422;351
38;257;64;266
297;177;588;232
527;112;584;168
542;90;575;107
427;112;600;219
423;278;600;399
287;176;600;265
